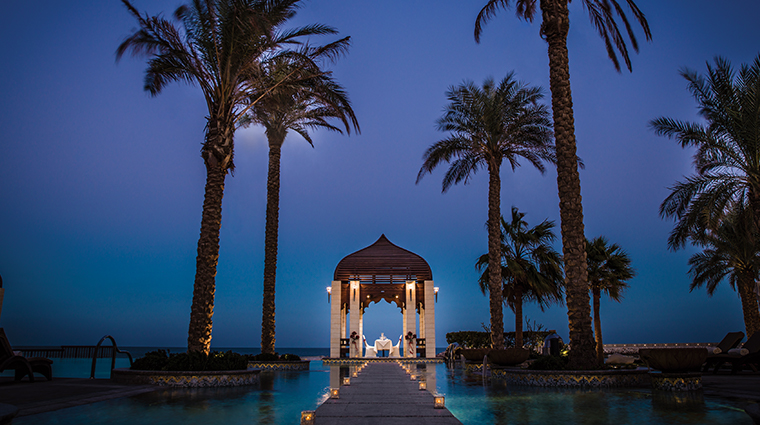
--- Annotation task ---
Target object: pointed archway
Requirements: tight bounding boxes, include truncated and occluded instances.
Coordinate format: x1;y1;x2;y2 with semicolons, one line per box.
329;235;437;358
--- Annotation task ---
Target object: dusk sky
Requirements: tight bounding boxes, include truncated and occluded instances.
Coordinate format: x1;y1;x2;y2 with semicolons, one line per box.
1;1;759;349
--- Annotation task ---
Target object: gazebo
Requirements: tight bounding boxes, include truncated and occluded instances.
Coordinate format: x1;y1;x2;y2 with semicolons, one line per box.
329;235;437;358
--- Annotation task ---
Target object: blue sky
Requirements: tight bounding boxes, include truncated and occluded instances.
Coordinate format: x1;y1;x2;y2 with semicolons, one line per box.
1;0;759;349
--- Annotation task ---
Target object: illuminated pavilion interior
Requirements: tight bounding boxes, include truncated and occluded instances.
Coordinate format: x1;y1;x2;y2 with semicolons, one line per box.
329;235;438;358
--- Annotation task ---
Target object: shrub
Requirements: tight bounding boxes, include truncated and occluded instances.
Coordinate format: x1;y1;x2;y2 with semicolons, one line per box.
131;350;247;371
446;331;554;353
280;353;301;361
131;349;169;370
528;355;568;371
250;352;280;362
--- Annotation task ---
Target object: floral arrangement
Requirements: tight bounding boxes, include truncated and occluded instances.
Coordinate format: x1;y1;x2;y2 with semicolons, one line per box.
350;331;360;350
405;332;417;356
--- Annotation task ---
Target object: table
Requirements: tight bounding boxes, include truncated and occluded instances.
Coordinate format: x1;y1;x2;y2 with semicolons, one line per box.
375;338;391;357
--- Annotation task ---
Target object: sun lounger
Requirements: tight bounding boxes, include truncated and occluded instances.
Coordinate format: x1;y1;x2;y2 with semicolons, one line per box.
704;331;760;374
709;331;745;354
0;328;52;381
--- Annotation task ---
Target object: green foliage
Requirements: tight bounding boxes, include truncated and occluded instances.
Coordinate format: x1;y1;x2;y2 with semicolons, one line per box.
130;350;247;371
528;355;569;371
250;352;281;362
446;331;491;349
247;352;302;362
446;331;553;352
280;353;301;361
130;349;169;371
586;236;635;300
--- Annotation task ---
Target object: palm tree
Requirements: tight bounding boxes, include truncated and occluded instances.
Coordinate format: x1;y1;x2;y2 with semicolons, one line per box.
417;74;554;349
687;206;760;337
474;0;651;369
652;55;760;249
245;49;360;355
477;207;564;348
585;236;635;364
117;0;340;354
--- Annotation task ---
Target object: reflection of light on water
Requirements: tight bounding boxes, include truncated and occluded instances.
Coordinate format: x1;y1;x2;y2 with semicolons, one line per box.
316;388;330;405
11;361;755;425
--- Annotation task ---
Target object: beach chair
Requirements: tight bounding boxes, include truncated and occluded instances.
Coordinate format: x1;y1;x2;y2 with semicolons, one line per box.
363;336;376;358
701;331;745;371
704;331;760;374
0;328;52;381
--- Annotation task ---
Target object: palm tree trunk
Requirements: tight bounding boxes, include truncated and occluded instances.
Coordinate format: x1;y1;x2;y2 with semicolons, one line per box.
261;136;284;355
738;274;760;337
540;0;596;369
593;288;604;364
187;156;227;354
488;159;505;349
514;287;523;348
750;187;760;242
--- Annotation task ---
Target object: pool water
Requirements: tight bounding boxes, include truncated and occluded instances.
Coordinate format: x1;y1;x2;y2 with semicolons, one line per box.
13;361;756;425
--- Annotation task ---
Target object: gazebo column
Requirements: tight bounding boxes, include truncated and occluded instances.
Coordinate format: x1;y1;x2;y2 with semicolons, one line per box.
359;307;364;352
341;305;346;338
419;303;425;356
424;280;436;358
329;280;342;358
349;280;361;357
404;280;417;357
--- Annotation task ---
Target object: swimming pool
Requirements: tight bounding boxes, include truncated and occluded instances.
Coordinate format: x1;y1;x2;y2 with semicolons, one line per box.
13;361;756;424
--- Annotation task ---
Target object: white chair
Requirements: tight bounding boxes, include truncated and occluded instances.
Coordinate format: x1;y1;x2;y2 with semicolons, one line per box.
363;336;377;357
389;336;401;358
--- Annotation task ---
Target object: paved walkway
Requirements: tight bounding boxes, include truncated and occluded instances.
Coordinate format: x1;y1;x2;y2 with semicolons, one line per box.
702;373;760;401
0;377;156;417
314;362;462;425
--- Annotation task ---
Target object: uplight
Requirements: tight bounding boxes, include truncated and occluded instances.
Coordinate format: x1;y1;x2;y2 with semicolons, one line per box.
330;388;340;399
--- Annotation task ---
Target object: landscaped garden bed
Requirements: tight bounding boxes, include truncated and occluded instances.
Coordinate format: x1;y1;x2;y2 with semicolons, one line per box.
112;349;259;387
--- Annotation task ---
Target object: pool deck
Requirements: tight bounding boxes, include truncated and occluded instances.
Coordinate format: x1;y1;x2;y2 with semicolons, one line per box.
0;369;758;421
313;362;462;424
0;377;157;417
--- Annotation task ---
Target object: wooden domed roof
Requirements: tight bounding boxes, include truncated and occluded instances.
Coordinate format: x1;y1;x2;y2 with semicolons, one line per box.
333;234;432;282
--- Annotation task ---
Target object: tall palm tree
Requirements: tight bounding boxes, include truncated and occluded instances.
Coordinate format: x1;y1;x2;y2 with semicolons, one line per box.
117;0;339;354
477;207;565;348
474;0;651;369
417;73;554;349
687;206;760;337
585;236;635;364
652;55;760;249
245;48;360;355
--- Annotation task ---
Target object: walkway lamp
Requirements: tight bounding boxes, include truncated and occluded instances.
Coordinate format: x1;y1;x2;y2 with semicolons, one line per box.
330;388;340;399
434;394;445;409
418;381;427;390
300;411;315;425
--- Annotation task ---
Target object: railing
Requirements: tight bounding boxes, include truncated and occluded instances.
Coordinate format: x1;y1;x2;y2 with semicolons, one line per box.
19;346;117;358
603;342;715;355
90;335;133;379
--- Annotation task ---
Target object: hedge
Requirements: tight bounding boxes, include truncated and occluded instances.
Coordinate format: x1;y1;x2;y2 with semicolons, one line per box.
445;331;554;353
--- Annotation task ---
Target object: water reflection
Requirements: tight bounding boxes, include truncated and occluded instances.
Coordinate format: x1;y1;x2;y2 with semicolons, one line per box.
442;363;751;425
